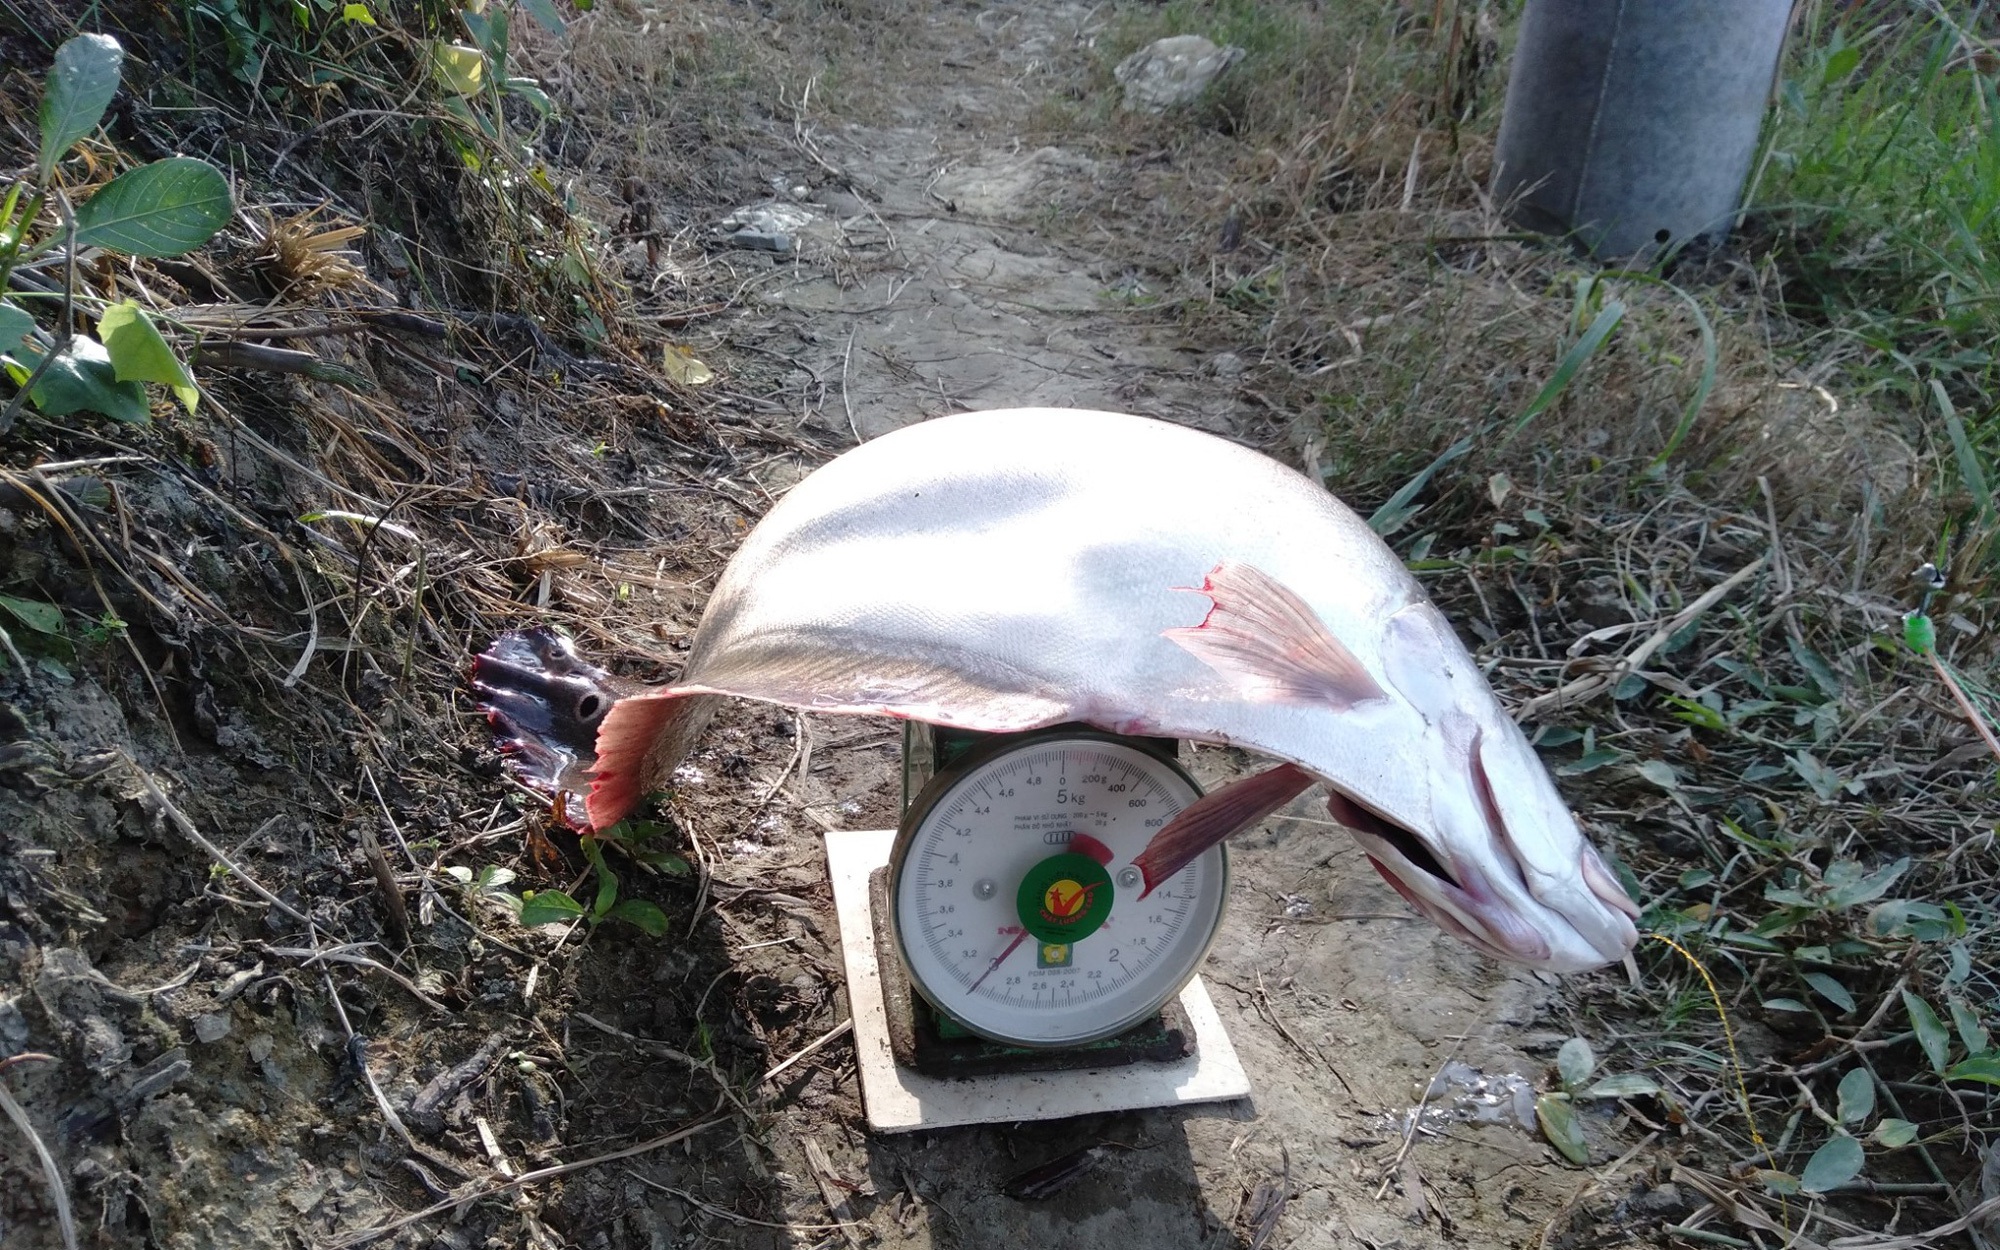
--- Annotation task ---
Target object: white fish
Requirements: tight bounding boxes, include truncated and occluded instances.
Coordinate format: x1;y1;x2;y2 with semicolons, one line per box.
474;408;1640;972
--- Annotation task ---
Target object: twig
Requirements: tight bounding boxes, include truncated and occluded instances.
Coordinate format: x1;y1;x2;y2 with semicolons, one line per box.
1375;1033;1467;1201
323;1114;731;1248
623;1169;861;1233
572;1012;753;1117
259;945;447;1013
1518;557;1766;720
839;324;860;445
0;1054;76;1250
761;1019;853;1086
128;758;311;926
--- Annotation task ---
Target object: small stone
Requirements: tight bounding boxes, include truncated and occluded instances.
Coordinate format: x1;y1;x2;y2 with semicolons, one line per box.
193;1011;232;1043
246;1033;275;1063
1212;352;1246;378
1114;35;1246;114
719;202;812;255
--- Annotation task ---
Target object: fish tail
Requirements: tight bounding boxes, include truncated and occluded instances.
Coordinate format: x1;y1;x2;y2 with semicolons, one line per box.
586;691;720;830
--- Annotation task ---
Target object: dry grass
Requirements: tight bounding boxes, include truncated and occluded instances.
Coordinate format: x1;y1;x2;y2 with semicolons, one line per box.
1046;0;2000;1237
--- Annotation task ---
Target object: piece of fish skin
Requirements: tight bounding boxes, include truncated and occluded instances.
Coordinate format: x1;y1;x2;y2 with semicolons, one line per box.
479;407;1640;973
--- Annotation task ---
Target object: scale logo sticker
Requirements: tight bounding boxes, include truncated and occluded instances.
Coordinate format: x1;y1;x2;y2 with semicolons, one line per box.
1036;942;1072;968
1041;878;1098;924
1017;852;1115;945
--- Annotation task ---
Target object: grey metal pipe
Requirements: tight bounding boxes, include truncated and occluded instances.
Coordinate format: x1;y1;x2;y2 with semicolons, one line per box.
1493;0;1795;261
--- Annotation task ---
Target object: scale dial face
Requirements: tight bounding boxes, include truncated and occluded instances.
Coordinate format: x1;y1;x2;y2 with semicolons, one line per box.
889;732;1228;1048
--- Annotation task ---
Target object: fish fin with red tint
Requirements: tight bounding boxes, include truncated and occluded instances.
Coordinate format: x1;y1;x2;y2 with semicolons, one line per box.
1131;762;1316;894
1163;562;1387;708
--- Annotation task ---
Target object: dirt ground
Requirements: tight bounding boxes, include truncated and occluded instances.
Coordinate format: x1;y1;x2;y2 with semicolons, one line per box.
3;3;1696;1248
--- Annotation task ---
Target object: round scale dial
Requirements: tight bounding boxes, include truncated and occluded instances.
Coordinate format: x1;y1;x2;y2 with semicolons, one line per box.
889;732;1228;1048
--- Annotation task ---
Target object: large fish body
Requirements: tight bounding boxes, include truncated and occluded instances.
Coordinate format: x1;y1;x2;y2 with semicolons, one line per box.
477;408;1639;973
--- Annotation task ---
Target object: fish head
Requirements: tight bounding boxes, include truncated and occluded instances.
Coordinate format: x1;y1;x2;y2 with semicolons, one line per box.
1327;603;1640;974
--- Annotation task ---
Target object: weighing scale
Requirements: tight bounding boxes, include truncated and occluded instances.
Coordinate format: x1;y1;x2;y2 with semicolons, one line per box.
827;723;1251;1132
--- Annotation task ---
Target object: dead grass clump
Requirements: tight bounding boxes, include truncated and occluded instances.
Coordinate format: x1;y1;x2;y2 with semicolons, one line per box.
1062;0;2000;1235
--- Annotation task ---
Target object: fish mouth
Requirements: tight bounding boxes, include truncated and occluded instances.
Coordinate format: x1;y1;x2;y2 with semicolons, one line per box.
1325;789;1554;963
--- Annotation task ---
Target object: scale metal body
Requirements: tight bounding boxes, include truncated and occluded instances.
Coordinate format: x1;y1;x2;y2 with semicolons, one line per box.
825;723;1251;1132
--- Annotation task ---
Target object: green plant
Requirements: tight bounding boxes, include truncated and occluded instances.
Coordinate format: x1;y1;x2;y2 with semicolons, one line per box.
1;35;233;432
515;820;686;936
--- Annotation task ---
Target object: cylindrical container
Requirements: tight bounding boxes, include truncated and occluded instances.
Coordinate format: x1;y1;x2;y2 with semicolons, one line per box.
1493;0;1794;260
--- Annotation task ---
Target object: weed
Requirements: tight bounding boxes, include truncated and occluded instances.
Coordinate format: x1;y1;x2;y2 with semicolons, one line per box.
515;820;687;936
2;35;233;431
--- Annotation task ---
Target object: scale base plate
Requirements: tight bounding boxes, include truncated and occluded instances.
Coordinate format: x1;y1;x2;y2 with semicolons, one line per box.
825;829;1252;1134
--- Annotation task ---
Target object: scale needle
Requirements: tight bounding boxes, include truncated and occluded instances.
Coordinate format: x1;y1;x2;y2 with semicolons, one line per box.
965;931;1030;995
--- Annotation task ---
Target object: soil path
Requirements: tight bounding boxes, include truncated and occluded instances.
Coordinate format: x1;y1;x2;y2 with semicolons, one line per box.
702;5;1603;1246
0;4;1629;1248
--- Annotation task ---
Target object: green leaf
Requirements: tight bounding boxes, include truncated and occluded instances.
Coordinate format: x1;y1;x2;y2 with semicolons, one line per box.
0;595;63;634
1835;1068;1874;1125
1557;747;1628;776
1799;1134;1864;1193
1826;856;1909;910
1762;997;1810;1013
341;2;376;23
1903;990;1953;1074
1804;972;1856;1014
0;302;34;356
1872;1118;1917;1147
1508;300;1625;438
515;0;566;36
1823;45;1862;85
518;888;584;926
74;158;233;257
4;334;150;422
1934;379;1991;524
1945;1056;2000;1086
1949;997;1990;1056
1634;759;1680;791
1556;1037;1596;1091
98;301;198;411
432;41;488;95
1367;436;1473;537
39;34;125;184
1535;1094;1589;1164
1576;1073;1660;1100
1759;1170;1801;1196
606;898;667;935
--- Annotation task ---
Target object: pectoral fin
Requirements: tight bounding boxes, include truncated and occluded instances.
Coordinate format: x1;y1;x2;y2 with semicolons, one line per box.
1164;562;1387;707
1131;762;1316;895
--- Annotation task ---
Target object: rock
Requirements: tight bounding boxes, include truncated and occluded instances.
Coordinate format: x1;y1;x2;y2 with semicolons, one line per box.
1113;35;1246;114
193;1011;232;1043
1211;351;1246;378
720;202;813;254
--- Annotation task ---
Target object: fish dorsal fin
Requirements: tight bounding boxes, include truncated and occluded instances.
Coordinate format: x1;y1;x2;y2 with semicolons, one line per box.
1163;561;1387;708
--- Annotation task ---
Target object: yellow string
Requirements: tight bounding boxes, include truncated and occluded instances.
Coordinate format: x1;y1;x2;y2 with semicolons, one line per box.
1647;933;1790;1228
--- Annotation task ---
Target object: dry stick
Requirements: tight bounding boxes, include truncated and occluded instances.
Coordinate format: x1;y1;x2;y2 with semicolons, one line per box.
760;1019;854;1087
839;325;860;445
1517;556;1767;721
571;1012;753;1118
1924;650;2000;766
0;1055;76;1250
324;1115;732;1249
623;1169;861;1234
1374;1032;1467;1201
